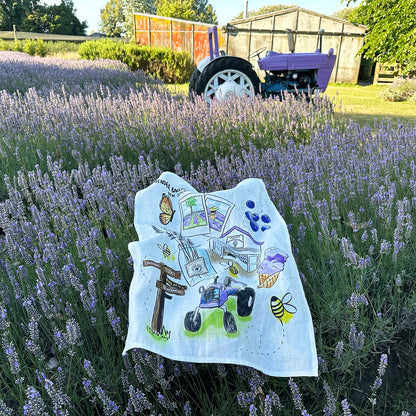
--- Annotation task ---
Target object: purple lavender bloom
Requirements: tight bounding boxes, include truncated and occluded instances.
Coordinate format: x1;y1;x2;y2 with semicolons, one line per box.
95;385;119;416
0;302;10;331
369;353;388;404
264;391;282;415
1;337;20;375
128;385;153;412
155;391;177;411
184;401;192;416
334;341;344;359
82;378;93;396
107;306;123;337
341;398;352;416
288;378;305;411
83;359;97;379
323;382;337;416
0;398;13;416
23;386;46;416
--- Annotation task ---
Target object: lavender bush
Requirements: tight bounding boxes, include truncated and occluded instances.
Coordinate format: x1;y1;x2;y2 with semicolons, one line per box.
0;51;162;97
0;69;335;200
378;77;416;102
0;53;415;415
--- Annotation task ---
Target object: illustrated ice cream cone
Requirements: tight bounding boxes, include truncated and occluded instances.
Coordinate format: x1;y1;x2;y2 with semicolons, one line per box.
257;247;288;289
258;271;281;288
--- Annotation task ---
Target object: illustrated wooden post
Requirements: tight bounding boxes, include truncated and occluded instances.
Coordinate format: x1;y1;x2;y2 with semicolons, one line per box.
143;260;187;335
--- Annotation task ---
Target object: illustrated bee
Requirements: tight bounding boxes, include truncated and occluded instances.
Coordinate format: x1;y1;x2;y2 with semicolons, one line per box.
227;261;238;277
157;243;171;258
270;293;297;325
220;261;238;278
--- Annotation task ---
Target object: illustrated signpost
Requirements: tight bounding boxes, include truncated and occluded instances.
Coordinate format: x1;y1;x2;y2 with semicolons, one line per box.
143;260;187;334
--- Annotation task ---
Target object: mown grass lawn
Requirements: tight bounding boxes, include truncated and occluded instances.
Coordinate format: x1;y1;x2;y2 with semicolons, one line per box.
326;83;416;126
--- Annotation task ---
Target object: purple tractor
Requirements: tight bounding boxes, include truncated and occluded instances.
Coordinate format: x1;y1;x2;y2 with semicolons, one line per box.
189;27;336;102
184;276;255;333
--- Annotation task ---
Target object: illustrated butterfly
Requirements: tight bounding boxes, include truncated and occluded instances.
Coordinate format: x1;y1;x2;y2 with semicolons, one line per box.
159;193;175;225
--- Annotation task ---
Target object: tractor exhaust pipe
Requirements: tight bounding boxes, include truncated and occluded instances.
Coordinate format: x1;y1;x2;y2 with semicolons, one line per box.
316;29;324;52
286;28;295;53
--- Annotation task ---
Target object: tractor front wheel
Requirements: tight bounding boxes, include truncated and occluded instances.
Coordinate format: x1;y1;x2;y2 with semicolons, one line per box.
193;57;260;103
184;311;201;332
223;311;237;333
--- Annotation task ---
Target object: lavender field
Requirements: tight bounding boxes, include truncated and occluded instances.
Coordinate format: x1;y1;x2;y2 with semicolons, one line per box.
0;52;415;415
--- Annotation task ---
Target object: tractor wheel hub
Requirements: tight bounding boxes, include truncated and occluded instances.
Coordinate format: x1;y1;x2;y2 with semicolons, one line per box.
215;81;245;100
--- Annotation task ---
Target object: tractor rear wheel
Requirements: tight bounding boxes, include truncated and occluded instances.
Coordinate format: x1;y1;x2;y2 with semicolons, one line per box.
237;287;255;317
188;68;201;98
193;57;260;103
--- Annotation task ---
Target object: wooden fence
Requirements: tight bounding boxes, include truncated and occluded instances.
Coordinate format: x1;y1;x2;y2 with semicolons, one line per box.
373;63;398;84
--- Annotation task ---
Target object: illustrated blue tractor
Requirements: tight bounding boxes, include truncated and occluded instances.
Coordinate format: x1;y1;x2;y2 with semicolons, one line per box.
189;27;336;102
184;276;255;333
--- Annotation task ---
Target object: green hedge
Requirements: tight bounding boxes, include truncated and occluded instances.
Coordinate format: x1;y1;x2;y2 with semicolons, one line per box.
0;39;81;56
0;38;48;56
79;38;194;84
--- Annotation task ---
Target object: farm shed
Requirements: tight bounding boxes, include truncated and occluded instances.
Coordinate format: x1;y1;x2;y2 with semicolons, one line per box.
133;13;225;65
224;7;367;84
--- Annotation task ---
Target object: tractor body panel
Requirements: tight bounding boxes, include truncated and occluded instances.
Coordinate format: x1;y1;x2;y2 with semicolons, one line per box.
258;48;336;94
199;283;239;309
258;50;335;71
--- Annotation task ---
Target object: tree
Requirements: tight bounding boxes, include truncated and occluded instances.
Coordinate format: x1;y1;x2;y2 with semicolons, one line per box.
42;0;87;35
100;0;125;37
332;5;360;21
185;197;197;225
347;0;416;74
0;0;40;30
100;0;155;38
122;0;156;38
155;0;217;24
231;4;296;21
190;0;217;23
16;0;87;34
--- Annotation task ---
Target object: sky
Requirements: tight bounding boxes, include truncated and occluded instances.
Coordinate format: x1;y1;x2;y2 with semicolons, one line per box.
43;0;353;33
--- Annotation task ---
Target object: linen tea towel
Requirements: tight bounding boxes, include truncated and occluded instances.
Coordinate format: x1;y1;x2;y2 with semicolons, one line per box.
123;172;318;377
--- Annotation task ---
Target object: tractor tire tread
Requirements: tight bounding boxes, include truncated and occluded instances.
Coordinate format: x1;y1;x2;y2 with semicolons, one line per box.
188;68;201;97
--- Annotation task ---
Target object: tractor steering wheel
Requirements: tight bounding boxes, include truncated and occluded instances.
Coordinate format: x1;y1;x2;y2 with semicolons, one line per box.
248;47;268;60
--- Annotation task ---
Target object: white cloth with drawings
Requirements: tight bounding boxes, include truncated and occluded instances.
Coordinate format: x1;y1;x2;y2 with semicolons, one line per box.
123;171;317;377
